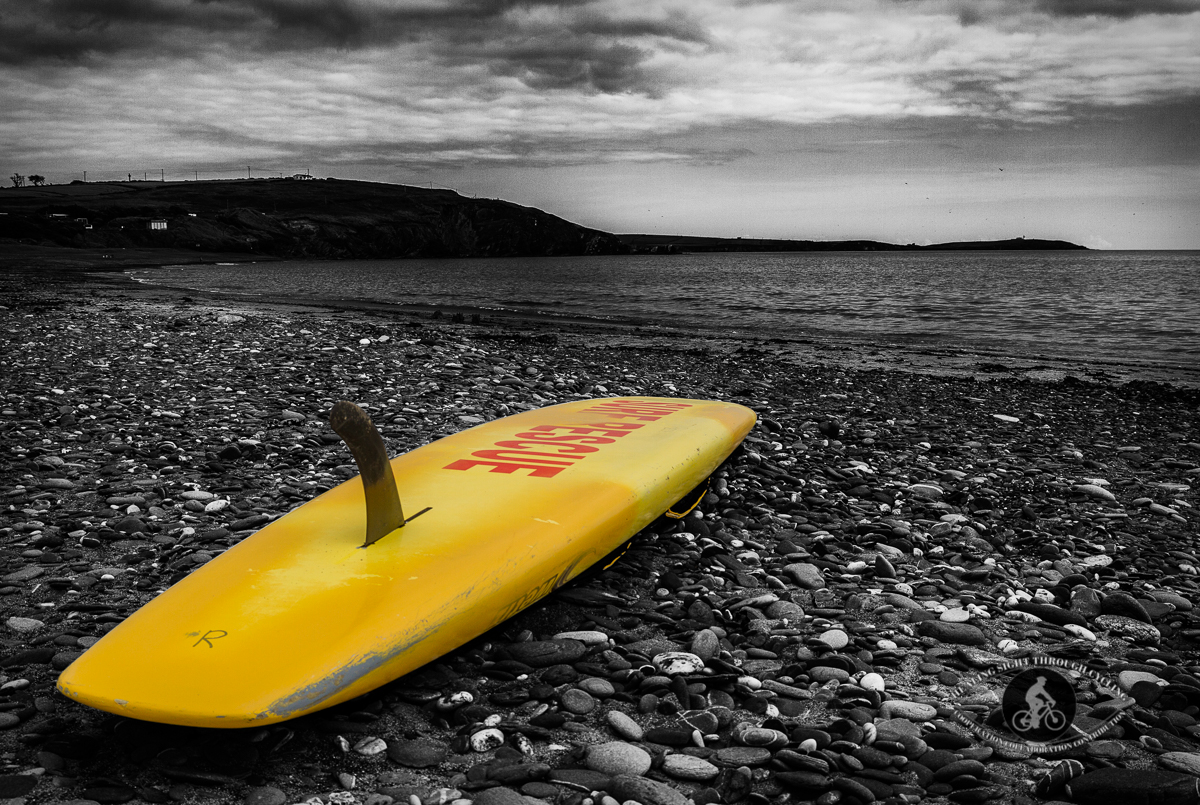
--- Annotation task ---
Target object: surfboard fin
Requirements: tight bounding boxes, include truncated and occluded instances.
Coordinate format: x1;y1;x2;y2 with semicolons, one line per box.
330;401;406;547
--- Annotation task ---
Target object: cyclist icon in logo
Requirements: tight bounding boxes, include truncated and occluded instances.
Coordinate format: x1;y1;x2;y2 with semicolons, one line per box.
1011;675;1067;733
1002;666;1076;743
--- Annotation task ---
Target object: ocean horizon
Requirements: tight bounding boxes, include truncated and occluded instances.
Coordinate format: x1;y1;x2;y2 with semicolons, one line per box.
130;249;1200;387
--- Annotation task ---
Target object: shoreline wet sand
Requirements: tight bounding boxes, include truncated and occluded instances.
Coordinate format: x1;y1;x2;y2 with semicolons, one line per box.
2;266;1200;805
48;256;1200;389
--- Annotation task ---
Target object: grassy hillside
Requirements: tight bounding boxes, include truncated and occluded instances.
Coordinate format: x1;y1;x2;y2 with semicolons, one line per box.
0;178;628;260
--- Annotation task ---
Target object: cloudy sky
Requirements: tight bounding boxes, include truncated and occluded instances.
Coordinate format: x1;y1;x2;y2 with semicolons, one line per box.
3;0;1198;248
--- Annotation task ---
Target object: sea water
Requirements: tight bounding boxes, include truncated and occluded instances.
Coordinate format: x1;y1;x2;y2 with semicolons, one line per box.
132;250;1200;385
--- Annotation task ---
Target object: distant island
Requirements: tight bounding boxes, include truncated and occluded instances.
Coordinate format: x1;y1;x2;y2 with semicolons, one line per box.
0;178;1085;263
616;233;1086;254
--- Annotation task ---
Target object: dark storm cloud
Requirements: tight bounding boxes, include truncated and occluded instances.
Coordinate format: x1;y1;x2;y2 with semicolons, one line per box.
1034;0;1200;16
0;0;245;63
482;39;661;93
0;0;708;96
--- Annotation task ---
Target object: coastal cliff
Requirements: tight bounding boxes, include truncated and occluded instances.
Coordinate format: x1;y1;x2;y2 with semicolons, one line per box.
0;177;1085;264
0;178;627;260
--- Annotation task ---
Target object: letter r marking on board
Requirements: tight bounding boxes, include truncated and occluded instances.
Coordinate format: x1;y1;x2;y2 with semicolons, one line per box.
194;629;228;648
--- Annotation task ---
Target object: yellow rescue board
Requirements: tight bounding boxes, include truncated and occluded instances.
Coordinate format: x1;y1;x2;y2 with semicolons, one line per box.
57;397;756;727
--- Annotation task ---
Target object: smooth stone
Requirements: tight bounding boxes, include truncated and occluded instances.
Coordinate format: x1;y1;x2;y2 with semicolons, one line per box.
765;600;805;620
490;762;552;786
875;555;897;579
244;786;287;805
1161;752;1200;777
690;629;721;661
784;563;826;590
585;742;652;777
1119;670;1165;692
560;688;596;715
548;770;614;791
874;718;921;741
0;774;38;798
1102;591;1153;624
1;565;44;583
606;710;644;742
1066;766;1200;805
816;629;850;650
354;737;387;757
112;515;147;533
0;713;22;729
940;607;971;623
1095;614;1161;643
606;774;692;805
387;739;448;768
1079;554;1114;571
5;616;44;632
1086;740;1128;760
470;728;505;752
625;638;678;659
541;664;578;685
713;747;773;766
916;620;989;646
1151;591;1194;612
51;650;82;670
861;672;886;692
661;754;719;781
1075;484;1117;502
933;759;986;782
776;771;831;793
506;639;588;667
553;630;610;645
81;785;138;802
908;483;944;500
680;711;720;734
577;677;615;698
1013;601;1087;627
809;666;850;684
1072;586;1104;618
473;787;545;805
884;592;925;610
1064;623;1099;641
1144;601;1178;619
1131;679;1166;707
880;701;938;722
180;490;215;501
644;725;695;747
735;726;788;749
654;651;705;675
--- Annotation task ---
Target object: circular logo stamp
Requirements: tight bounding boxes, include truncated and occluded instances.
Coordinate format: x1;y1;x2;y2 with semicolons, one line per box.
947;655;1130;755
1001;667;1076;742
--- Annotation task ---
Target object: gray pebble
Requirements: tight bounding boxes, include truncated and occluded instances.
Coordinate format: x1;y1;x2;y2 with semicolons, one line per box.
586;742;651;776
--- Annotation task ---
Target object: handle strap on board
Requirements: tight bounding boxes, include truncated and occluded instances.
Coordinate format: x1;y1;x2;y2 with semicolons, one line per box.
330;401;406;547
665;478;710;520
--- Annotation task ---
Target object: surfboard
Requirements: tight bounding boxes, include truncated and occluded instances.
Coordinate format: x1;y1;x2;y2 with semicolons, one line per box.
57;396;756;728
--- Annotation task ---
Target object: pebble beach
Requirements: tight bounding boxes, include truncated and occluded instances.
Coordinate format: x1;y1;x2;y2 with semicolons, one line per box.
2;268;1200;805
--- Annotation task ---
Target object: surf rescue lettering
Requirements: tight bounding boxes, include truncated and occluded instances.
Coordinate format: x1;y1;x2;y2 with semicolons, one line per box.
443;400;693;478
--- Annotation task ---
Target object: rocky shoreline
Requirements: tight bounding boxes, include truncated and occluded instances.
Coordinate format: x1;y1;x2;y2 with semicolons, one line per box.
1;270;1199;805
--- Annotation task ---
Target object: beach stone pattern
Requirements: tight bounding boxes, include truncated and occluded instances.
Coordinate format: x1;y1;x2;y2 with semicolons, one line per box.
0;276;1199;805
